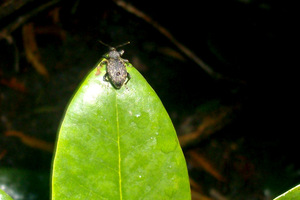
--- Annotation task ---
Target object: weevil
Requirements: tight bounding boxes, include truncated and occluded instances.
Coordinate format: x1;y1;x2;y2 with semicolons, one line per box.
96;41;131;89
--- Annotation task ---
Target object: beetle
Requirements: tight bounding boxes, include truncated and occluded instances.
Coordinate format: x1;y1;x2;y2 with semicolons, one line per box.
96;41;131;89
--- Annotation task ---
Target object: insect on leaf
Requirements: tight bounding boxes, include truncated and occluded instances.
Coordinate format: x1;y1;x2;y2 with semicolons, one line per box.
51;60;191;199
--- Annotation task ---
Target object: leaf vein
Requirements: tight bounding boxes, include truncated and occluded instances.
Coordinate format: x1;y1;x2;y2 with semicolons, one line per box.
70;176;108;200
116;95;123;200
86;121;118;143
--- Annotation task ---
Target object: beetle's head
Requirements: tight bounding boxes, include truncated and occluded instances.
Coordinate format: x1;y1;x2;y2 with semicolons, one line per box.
108;48;120;59
99;41;130;59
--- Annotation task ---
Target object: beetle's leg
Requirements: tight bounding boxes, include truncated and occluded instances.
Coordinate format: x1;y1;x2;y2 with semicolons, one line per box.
125;72;131;85
96;59;107;75
103;73;109;82
103;54;109;59
124;73;131;90
118;50;124;56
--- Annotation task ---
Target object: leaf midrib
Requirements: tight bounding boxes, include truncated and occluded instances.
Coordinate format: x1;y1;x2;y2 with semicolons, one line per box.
116;93;122;200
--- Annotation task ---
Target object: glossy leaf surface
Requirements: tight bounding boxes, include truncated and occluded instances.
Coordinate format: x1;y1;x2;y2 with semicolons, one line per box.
52;61;190;199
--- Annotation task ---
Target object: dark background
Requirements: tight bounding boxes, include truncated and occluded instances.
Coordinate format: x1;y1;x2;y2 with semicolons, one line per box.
0;0;298;199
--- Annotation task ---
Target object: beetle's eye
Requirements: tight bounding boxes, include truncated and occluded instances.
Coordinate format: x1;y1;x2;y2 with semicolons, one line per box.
116;72;121;76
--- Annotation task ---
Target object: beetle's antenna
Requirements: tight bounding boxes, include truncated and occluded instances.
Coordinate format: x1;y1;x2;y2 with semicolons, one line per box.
115;41;130;49
98;40;112;48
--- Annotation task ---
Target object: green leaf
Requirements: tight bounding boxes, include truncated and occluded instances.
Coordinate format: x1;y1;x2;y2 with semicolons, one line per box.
0;188;13;200
52;61;191;199
274;184;300;200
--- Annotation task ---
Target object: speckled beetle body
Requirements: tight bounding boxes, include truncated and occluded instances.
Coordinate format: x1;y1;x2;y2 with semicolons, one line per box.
96;42;131;89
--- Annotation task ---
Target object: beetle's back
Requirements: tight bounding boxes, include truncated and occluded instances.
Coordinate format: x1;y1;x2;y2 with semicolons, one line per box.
107;59;127;88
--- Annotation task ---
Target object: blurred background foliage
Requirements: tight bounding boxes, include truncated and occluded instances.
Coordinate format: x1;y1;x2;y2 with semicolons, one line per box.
0;0;298;199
